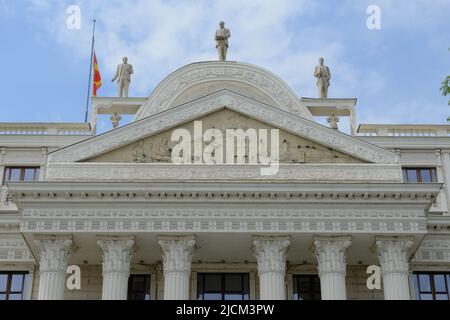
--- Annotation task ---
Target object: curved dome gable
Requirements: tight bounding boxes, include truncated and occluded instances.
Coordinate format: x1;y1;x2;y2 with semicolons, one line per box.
135;61;314;120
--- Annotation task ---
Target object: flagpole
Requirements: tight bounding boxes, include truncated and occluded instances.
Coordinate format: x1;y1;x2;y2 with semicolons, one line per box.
84;19;96;123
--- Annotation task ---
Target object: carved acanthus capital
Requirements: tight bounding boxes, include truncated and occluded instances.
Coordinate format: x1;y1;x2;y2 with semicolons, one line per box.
34;236;73;273
253;236;290;274
97;237;135;274
314;236;351;276
375;237;413;275
158;236;196;275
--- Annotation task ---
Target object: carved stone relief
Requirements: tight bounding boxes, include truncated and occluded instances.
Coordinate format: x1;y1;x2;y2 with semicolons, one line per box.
87;109;365;164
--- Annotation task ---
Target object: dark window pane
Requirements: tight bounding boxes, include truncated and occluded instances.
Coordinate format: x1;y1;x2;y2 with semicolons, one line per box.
10;274;23;292
420;293;433;300
0;294;6;300
435;294;449;300
299;292;312;300
8;294;22;300
0;274;7;291
224;293;244;300
203;293;222;300
420;169;432;183
204;274;221;292
419;274;431;292
23;168;36;181
131;276;146;292
406;170;418;182
224;274;242;292
9;169;21;182
413;275;420;300
128;275;150;301
293;275;321;301
434;274;447;292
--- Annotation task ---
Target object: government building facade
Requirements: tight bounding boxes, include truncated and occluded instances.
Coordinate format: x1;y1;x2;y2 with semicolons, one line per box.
0;61;449;300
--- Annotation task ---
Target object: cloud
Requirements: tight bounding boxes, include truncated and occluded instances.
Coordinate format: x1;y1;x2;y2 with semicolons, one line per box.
20;0;450;125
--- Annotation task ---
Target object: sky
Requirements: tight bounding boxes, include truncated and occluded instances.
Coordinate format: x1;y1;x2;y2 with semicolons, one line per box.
0;0;449;129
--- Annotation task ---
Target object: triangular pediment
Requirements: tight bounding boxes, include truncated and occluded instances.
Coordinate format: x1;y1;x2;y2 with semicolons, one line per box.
48;90;399;164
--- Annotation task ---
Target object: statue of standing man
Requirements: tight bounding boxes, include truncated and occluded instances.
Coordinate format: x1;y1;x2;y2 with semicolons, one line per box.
112;57;134;98
314;57;331;99
215;21;231;61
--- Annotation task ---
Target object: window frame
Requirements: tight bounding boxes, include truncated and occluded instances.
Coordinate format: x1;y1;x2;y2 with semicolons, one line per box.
197;273;250;301
402;167;437;183
3;167;40;185
292;274;321;301
0;271;29;300
413;272;450;300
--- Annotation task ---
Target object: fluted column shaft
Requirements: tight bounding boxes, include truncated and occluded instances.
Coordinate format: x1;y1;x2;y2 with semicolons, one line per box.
253;236;290;300
376;237;413;300
314;236;351;300
97;237;135;300
35;237;73;300
159;236;196;300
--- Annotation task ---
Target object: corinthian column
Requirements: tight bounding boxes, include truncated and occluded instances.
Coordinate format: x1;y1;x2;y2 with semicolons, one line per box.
159;236;196;300
35;236;73;300
376;237;413;300
97;237;135;300
253;236;290;300
313;236;351;300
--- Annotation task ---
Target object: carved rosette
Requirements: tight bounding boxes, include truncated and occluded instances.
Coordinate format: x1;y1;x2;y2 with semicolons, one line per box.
376;237;413;275
314;236;351;276
35;237;73;273
158;236;196;275
97;238;135;274
253;236;290;274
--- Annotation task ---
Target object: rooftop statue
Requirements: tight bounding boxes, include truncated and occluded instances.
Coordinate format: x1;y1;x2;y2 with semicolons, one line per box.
215;21;231;61
314;57;331;99
111;57;134;98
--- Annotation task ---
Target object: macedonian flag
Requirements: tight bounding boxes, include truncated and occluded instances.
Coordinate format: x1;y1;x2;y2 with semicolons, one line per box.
93;51;102;96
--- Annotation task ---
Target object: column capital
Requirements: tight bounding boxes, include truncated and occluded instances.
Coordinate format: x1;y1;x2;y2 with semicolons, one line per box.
313;236;351;276
375;236;413;274
253;236;290;274
97;236;135;274
34;235;73;273
158;235;196;275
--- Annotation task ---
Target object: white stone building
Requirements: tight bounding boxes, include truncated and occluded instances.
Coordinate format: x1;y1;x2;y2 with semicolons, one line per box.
0;61;449;300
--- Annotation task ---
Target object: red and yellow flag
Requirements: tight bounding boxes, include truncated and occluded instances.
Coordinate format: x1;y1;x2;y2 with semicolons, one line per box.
93;51;102;96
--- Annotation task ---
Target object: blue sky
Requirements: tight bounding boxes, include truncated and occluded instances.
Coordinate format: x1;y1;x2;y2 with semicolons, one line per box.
0;0;449;127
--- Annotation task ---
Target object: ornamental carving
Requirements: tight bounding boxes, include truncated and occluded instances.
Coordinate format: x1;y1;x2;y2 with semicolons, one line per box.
253;236;290;274
35;237;73;273
97;238;135;274
48;91;398;164
314;236;352;276
159;236;196;275
376;237;413;274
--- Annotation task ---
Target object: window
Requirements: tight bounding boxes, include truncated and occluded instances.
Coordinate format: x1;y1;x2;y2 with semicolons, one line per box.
402;168;437;183
3;167;40;184
293;275;321;300
197;273;250;300
0;272;29;300
413;272;450;300
128;274;150;300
